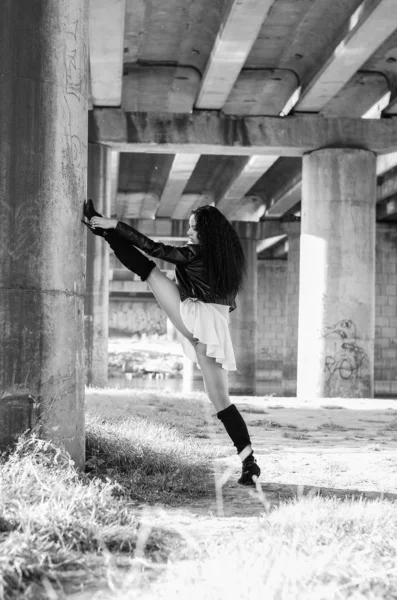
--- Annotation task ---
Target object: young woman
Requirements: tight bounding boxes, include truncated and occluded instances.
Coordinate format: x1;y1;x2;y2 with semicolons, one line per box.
83;200;261;486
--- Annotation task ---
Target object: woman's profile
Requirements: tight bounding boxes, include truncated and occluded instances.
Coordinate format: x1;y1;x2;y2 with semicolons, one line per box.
83;200;261;486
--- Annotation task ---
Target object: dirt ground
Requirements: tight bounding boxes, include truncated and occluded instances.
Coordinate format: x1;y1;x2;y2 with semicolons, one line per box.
86;391;397;518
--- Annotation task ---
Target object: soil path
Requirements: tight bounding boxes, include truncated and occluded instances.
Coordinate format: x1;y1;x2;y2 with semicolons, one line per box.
188;396;397;517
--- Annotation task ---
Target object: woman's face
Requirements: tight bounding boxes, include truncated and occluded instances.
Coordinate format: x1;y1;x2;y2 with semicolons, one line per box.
187;214;199;244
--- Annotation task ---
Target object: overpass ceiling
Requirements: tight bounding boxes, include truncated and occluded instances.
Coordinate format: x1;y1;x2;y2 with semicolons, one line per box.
89;0;397;223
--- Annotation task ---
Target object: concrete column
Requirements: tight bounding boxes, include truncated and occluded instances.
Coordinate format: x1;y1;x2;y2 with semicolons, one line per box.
257;259;287;396
0;0;88;466
282;222;301;396
229;223;258;395
85;143;111;387
298;149;376;398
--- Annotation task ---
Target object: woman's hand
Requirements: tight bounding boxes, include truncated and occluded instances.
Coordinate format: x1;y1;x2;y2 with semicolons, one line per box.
89;217;118;230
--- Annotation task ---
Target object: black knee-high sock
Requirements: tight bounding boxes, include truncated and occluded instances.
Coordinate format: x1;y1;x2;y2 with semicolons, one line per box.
105;231;156;282
217;404;252;457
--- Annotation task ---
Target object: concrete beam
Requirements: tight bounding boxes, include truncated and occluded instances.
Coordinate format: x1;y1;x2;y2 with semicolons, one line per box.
172;194;213;220
377;165;397;201
264;93;397;218
267;158;397;219
377;196;397;220
383;94;397;116
257;234;287;254
223;69;298;116
88;0;126;106
89;110;397;156
116;192;159;219
122;66;200;113
265;179;302;218
295;0;397;112
321;72;390;118
156;154;201;218
195;0;275;110
268;240;289;259
216;156;279;217
377;152;397;175
227;195;266;221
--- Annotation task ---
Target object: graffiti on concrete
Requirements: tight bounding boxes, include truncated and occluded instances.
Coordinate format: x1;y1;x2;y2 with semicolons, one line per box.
61;19;88;200
0;198;41;263
323;319;370;395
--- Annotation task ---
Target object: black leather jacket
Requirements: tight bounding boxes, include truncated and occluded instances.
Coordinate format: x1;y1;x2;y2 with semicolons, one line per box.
115;221;236;311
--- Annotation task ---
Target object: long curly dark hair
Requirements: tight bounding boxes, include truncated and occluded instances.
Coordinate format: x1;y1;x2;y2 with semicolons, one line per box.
191;205;246;296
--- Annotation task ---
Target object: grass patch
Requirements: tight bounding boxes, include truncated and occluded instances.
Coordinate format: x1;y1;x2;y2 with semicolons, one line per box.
112;496;397;600
380;418;397;431
237;405;267;415
318;422;348;432
282;432;310;440
0;436;185;599
85;414;226;503
106;391;218;438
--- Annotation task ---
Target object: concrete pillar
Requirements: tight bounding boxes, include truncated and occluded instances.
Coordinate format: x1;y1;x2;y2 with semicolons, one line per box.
0;0;88;466
229;223;258;395
85;143;112;386
282;223;301;396
257;259;287;395
298;149;376;398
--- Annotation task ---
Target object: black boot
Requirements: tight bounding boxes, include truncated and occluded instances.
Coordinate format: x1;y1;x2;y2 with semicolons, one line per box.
82;200;156;281
238;453;261;486
82;199;106;236
217;404;261;486
106;234;156;282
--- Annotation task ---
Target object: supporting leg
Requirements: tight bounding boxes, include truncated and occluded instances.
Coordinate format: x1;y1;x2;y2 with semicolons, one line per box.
195;342;260;485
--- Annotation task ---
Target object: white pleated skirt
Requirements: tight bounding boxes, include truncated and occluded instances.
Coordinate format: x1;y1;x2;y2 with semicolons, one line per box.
177;298;237;371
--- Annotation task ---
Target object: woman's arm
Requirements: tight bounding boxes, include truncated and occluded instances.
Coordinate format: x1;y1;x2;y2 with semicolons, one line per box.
88;217;198;266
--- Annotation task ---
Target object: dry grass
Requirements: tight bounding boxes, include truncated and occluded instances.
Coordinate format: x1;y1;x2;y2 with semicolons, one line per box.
0;411;226;599
0;435;183;598
125;496;397;600
85;413;226;504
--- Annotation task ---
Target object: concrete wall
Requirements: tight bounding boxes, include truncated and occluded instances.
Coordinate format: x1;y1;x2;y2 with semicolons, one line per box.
374;225;397;396
109;298;167;336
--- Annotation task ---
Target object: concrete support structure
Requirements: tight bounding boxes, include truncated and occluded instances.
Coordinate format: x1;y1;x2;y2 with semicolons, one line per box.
282;223;301;396
0;0;88;465
257;259;287;395
85;144;112;387
229;224;258;394
297;149;376;398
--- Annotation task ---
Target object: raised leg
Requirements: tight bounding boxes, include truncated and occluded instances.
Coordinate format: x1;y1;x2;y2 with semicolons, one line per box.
146;267;195;342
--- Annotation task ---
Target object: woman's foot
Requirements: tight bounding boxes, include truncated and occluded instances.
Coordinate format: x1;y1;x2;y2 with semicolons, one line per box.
238;454;261;486
82;199;106;236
